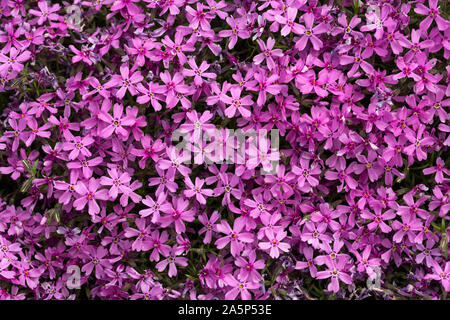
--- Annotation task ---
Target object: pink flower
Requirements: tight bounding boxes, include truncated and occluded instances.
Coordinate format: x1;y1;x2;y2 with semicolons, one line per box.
295;13;327;51
140;192;170;224
157;146;192;177
98;103;134;139
184;177;214;205
258;229;290;258
218;17;250;49
147;230;171;262
0;48;30;75
425;260;450;292
275;7;304;36
423;157;449;183
185;3;212;31
99;168;132;200
29;1;60;25
81;246;113;279
316;257;353;293
104;64;143;100
124;218;153;252
73;178;109;216
159;196;195;234
183;58;217;86
222;86;252;118
215;220;254;257
155;247;188;277
62;136;95;160
136;81;165;111
253;37;283;70
159;71;190;109
198;210;219;244
223;273;260;300
67;156;103;180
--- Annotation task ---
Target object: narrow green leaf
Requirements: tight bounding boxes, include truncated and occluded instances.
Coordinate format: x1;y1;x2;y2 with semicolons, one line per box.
20;178;33;193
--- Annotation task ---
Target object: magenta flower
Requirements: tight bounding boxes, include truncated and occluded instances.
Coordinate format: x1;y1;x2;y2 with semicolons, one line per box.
361;205;396;233
276;7;304;36
253;37;283;70
140;192;170;224
155;247;188;277
184;177;214;205
62;136;95;160
104;64;143;99
67;156;103;180
215;220;254;257
425;260;450;292
352;245;381;277
316;257;353;293
218;17;250;49
258;229;290;258
159;196;195;234
222;86;252;118
414;0;448;31
125;38;157;67
99;168;132;200
98;103;134;139
423;157;449;183
157;146;192;177
185;3;212;31
161;32;195;65
235;250;265;282
131;135;165;170
73;178;109;216
69;45;94;65
247;71;281;106
301;222;332;249
159;71;190;109
182;58;217;86
147;230;171;262
403;125;434;161
416;240;441;268
223;273;260;300
147;167;178;198
392;212;423;243
198;210;219;244
136;81;165;111
0;48;30;75
295;246;318;277
16;259;43;289
81;246;113;279
295;13;327;51
110;0;141;14
324;157;358;192
29;1;60;25
292;157;321;190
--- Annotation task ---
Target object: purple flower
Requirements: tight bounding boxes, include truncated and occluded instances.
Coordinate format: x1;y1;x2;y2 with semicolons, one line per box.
295;13;327;51
316;256;352;293
159;196;195;234
223;273;260;300
155;247;188;278
258;229;290;258
425;260;450;292
104;64;143;100
73;178;109;216
215;220;254;257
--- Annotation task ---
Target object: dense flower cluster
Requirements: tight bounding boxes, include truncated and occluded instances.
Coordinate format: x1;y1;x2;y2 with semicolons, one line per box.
0;0;449;300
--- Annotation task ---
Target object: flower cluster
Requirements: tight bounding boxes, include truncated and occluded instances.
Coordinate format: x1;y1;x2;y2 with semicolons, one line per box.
0;0;449;300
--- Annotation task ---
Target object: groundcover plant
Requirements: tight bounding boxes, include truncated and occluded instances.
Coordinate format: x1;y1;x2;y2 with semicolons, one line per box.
0;0;449;300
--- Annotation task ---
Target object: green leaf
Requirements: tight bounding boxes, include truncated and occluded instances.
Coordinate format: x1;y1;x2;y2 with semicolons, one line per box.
20;178;33;193
22;160;32;174
32;159;39;175
440;219;448;259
